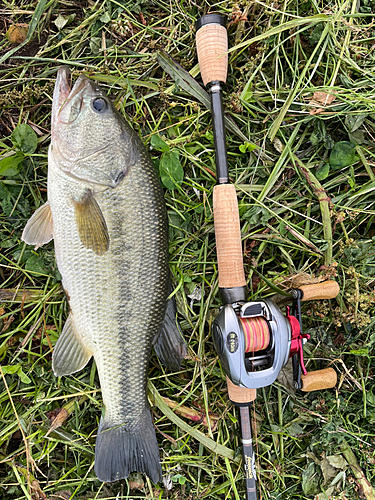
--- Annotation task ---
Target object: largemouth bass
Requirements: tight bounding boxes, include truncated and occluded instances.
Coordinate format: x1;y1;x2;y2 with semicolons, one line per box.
22;67;186;483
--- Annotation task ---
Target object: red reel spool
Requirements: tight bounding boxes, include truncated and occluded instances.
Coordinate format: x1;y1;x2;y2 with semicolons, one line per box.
239;316;271;353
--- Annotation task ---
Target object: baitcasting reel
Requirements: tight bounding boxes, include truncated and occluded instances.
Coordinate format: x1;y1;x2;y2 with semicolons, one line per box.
212;281;339;393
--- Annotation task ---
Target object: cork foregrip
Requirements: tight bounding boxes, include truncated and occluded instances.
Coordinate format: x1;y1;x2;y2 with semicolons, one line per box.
301;368;337;392
213;184;246;289
299;281;340;301
196;24;228;86
226;376;256;403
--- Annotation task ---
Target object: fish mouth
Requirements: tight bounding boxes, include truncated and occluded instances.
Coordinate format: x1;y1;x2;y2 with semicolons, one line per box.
52;67;91;128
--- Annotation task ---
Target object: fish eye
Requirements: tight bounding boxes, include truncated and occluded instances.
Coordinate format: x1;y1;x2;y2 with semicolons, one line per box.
92;97;107;113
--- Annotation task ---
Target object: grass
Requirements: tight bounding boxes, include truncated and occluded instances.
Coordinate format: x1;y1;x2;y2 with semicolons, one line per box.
0;0;375;499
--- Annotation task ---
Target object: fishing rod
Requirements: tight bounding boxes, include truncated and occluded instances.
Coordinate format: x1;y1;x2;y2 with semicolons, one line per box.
196;14;259;499
196;14;339;499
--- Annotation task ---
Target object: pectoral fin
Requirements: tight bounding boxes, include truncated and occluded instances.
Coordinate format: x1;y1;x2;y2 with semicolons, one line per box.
153;295;187;371
52;313;92;376
22;201;54;248
74;191;109;255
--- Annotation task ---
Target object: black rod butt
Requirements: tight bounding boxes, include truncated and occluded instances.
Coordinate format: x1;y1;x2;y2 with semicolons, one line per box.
196;14;226;32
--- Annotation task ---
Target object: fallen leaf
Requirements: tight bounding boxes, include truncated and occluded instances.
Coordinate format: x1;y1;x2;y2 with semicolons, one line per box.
308;91;337;115
302;462;321;496
128;473;144;490
310;107;324;115
312;92;337;105
162;396;219;430
284;272;322;287
31;480;47;500
320;456;339;485
277;359;295;392
46;408;69;436
326;455;348;470
6;24;28;44
314;485;335;500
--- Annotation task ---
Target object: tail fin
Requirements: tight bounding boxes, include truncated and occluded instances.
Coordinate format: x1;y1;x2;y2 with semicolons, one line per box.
94;408;162;483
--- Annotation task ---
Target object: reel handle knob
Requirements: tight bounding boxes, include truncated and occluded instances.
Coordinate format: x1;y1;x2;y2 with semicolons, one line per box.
196;14;228;86
297;280;340;301
213;184;246;289
226;376;256;404
301;367;337;392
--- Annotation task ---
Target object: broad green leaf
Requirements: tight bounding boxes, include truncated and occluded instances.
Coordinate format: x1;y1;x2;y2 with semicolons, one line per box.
11;124;38;154
316;162;330;181
240;80;253;102
150;134;170;152
310;120;326;145
2;365;31;384
54;13;76;29
319;456;340;485
309;23;324;44
159;150;183;190
239;142;258;153
345;113;367;133
329;141;358;170
286;422;304;437
0;152;24;176
25;255;48;275
2;365;19;375
18;368;31;384
90;37;101;54
99;11;111;23
0;237;17;248
244;206;270;225
302;462;320;495
2;198;14;216
349;129;366;145
172;474;187;485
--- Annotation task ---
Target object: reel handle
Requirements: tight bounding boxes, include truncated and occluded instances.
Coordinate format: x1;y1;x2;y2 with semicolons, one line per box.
214;184;247;289
196;14;228;86
227;376;256;404
297;280;340;302
301;368;337;392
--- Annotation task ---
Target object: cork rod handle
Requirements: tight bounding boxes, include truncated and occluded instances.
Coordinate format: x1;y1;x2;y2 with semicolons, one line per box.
213;184;246;289
196;15;228;86
299;281;340;302
301;368;337;392
226;376;257;403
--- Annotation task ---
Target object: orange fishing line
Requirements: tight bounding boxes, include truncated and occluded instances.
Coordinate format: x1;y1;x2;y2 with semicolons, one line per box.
240;316;270;353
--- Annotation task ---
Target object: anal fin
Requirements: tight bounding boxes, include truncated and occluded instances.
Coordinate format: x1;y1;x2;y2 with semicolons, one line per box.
22;201;53;248
52;313;92;377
